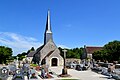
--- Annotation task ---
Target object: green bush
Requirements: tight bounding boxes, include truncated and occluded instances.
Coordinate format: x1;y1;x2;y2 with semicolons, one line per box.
30;64;38;67
15;76;22;79
30;76;37;79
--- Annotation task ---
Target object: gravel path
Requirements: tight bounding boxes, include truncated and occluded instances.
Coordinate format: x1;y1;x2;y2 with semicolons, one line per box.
48;66;115;80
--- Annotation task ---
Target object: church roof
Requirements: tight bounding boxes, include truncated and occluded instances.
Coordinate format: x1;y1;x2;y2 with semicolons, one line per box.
35;45;44;54
27;51;36;57
85;46;103;54
44;50;54;58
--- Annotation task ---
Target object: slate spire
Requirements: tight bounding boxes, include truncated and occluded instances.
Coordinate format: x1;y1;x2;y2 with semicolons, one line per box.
44;10;53;44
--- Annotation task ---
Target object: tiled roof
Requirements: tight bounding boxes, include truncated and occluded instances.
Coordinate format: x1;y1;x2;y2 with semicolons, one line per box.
27;51;36;57
85;46;103;54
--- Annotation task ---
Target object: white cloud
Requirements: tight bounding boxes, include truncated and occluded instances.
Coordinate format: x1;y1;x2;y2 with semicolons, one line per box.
0;32;69;56
0;32;42;56
57;44;70;49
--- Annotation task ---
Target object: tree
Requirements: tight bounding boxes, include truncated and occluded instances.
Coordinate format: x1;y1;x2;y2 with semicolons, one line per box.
17;52;27;60
58;47;83;59
93;40;120;62
93;50;107;61
31;47;35;51
58;47;64;57
16;47;35;60
27;47;35;54
0;46;13;64
104;40;120;61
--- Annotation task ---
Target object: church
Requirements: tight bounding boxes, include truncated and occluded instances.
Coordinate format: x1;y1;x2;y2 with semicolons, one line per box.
31;10;64;66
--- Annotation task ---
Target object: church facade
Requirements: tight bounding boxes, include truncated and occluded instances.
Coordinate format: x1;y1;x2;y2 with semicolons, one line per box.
32;10;64;66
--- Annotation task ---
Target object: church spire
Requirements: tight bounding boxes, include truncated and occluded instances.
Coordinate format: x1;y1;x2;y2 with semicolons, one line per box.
44;10;53;44
45;10;52;33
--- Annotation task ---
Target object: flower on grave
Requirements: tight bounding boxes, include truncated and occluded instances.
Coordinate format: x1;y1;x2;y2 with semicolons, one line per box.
32;73;35;77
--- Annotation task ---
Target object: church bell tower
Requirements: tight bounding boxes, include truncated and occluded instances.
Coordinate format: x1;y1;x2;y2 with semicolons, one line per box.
44;10;53;44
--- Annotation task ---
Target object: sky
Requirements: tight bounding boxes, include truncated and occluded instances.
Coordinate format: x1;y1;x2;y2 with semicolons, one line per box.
0;0;120;56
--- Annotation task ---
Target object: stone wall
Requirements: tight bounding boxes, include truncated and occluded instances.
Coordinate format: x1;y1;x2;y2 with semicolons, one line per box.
66;58;81;64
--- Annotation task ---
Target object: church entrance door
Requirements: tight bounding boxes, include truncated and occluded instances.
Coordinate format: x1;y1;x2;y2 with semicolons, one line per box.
51;58;57;66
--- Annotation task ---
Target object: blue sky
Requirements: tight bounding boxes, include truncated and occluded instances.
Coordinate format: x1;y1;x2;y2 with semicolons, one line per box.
0;0;120;55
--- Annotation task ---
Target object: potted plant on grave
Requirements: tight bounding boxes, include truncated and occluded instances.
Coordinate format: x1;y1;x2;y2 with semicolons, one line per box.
15;76;22;79
30;73;37;79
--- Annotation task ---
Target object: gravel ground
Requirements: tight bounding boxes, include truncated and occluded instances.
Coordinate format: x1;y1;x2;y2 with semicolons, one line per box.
47;66;115;80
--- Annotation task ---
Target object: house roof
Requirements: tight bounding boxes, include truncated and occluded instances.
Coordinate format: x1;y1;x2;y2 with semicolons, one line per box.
85;46;103;54
27;51;36;57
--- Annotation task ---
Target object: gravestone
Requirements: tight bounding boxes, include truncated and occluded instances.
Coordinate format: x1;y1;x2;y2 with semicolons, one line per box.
8;64;16;72
15;57;19;69
23;63;30;74
0;67;9;78
16;69;20;74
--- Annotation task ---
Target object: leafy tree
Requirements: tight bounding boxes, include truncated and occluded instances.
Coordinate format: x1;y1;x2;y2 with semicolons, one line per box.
17;47;35;60
31;47;35;51
58;47;83;59
93;50;107;61
17;52;27;60
0;46;13;64
73;47;84;59
104;40;120;61
67;49;76;58
58;47;64;57
27;47;35;54
93;40;120;62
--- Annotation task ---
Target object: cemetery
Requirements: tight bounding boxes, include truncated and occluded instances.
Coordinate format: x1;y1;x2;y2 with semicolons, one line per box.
0;2;120;80
0;13;120;79
1;57;120;80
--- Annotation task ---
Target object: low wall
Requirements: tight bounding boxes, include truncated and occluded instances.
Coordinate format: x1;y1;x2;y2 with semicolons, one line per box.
66;58;81;64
